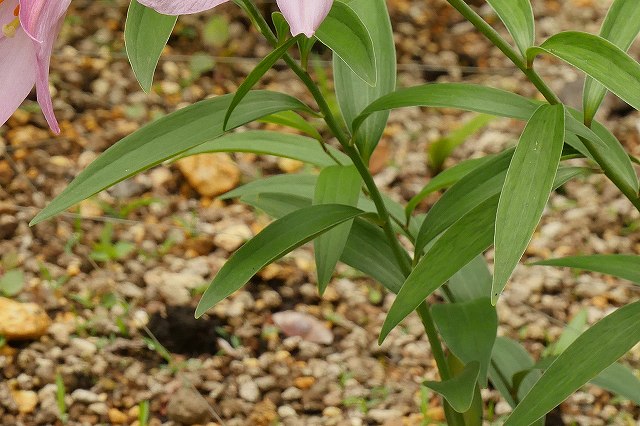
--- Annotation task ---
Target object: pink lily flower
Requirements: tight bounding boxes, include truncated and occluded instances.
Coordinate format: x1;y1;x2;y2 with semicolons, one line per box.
138;0;333;37
275;0;333;38
0;0;71;134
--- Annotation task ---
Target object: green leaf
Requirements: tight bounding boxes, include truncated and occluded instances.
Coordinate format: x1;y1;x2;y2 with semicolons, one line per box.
552;309;588;356
428;114;494;173
317;1;376;86
220;174;317;201
195;204;364;317
569;113;640;196
447;256;492;303
583;0;640;124
533;254;640;284
529;32;640;112
313;166;362;293
271;12;290;43
334;0;396;161
239;192;407;295
486;0;535;57
241;193;311;219
31;91;311;225
341;219;408;294
381;167;586;342
492;104;566;304
0;270;24;297
415;148;514;254
424;361;481;413
432;298;498;385
258;111;323;142
124;0;177;92
381;195;499;343
353;83;540;134
405;156;493;222
591;362;640;405
489;337;541;407
177;130;349;167
224;38;299;130
505;300;640;425
350;83;611;164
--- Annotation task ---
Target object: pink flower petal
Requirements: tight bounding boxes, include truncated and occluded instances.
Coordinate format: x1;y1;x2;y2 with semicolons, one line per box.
137;0;229;15
19;0;70;43
0;29;37;129
33;15;66;134
276;0;333;37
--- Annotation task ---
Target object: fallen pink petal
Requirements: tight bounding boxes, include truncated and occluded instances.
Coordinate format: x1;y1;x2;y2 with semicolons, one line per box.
272;311;334;345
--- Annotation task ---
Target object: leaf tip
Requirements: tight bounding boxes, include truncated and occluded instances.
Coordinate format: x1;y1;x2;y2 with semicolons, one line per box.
194;303;206;319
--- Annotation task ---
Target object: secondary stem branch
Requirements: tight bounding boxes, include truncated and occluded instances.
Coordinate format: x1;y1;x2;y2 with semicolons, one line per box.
445;0;560;105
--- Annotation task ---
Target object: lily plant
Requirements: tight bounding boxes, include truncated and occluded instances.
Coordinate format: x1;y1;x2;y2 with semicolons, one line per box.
18;0;640;424
0;0;71;134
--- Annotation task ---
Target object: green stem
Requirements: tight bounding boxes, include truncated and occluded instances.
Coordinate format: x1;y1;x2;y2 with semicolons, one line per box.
417;302;466;426
417;303;451;380
240;4;462;423
445;0;560;105
240;0;413;275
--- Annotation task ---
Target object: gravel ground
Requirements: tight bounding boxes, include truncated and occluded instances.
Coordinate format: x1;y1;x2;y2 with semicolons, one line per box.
0;0;639;425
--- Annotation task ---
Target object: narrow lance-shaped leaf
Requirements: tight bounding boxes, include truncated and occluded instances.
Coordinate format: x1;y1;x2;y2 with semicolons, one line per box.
341;219;408;294
125;0;177;92
568;112;639;196
176;131;349;168
315;1;376;86
352;83;609;163
31;91;312;225
241;193;311;219
415;148;514;254
271;12;290;43
313;166;362;293
447;255;493;303
220;174;317;201
533;254;640;284
239;192;407;295
492;104;565;304
258;111;323;142
505;300;640;425
432;298;498;386
380;195;500;343
405;156;493;222
380;167;587;343
486;0;535;57
591;362;640;405
551;309;588;356
352;84;539;133
489;337;541;408
195;204;364;317
424;361;481;414
583;0;640;124
223;37;299;129
528;32;640;113
334;0;396;161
